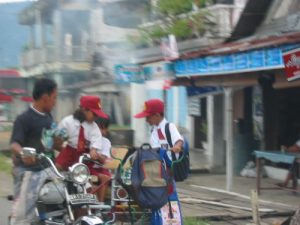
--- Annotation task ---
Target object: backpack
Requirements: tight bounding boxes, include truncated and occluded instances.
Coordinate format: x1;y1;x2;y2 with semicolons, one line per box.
165;123;190;182
116;144;172;210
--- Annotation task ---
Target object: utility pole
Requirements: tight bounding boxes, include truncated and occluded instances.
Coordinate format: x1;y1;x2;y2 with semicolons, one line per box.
224;87;233;191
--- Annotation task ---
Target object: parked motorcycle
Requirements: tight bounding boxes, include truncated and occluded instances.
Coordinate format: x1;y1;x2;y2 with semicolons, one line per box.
11;147;110;225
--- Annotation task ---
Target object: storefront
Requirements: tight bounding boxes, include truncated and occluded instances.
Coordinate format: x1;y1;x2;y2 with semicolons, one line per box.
172;39;300;180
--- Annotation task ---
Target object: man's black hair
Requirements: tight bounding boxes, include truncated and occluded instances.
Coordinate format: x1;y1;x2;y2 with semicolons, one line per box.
95;116;110;129
32;78;57;100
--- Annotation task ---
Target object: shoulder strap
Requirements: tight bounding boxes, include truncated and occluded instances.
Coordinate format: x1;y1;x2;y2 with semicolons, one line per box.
165;123;173;148
165;123;177;161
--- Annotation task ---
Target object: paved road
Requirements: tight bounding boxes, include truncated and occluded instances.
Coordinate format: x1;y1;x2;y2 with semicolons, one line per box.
0;197;12;225
0;171;13;225
0;131;10;151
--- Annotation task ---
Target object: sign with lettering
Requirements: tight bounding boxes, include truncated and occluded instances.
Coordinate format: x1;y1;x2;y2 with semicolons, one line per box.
283;48;300;81
114;64;144;84
175;43;300;77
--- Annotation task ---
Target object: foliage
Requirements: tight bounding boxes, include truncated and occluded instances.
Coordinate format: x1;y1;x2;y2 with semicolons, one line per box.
127;33;150;48
157;0;193;16
0;152;12;174
148;25;169;40
133;0;215;46
194;0;213;8
184;217;210;225
168;19;193;39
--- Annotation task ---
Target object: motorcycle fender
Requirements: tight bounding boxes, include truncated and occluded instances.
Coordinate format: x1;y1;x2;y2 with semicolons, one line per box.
75;215;103;225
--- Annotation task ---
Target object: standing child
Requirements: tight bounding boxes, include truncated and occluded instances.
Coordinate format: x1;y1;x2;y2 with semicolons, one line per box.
134;98;184;225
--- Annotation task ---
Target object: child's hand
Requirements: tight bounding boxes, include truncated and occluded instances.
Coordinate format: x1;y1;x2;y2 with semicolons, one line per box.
171;146;182;153
22;155;37;166
53;136;65;151
90;149;99;160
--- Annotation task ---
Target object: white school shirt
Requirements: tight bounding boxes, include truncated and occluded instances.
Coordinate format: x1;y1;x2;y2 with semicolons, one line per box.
58;115;102;151
93;136;112;168
97;137;111;158
150;118;183;159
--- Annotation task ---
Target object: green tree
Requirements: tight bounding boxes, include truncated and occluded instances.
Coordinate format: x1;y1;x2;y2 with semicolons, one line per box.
133;0;215;45
157;0;193;16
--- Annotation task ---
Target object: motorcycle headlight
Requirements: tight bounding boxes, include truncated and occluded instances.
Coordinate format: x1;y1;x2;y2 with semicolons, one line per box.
69;163;90;184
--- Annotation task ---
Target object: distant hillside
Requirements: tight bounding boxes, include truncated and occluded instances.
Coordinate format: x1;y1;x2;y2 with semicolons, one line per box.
0;2;31;68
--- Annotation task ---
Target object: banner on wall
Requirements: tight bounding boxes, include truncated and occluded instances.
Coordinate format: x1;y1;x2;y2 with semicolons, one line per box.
143;62;174;81
114;64;144;84
175;44;300;77
283;47;300;81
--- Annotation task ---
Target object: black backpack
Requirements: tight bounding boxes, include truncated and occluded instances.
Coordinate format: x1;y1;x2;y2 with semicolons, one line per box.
165;123;190;182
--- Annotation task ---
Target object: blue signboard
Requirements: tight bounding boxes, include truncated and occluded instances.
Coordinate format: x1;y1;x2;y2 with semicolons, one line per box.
175;43;300;77
222;55;234;71
187;86;222;97
265;48;282;66
114;64;144;84
197;58;208;73
207;56;222;72
249;50;264;68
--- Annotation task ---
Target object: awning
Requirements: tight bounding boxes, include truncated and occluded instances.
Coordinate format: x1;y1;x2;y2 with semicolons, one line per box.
9;88;26;95
0;69;21;77
21;96;33;103
0;94;13;103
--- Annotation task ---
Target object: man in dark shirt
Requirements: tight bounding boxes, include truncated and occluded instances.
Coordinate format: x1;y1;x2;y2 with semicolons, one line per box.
10;78;57;213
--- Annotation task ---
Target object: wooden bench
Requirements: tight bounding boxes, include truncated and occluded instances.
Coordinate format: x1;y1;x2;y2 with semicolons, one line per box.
254;150;300;194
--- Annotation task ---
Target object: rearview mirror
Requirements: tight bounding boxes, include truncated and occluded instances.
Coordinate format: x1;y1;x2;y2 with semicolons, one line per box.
22;147;36;156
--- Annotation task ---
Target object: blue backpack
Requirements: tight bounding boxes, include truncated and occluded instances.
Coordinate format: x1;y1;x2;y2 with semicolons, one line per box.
117;144;172;210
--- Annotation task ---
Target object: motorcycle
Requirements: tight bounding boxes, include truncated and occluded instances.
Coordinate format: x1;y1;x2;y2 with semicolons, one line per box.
10;147;111;225
81;149;151;225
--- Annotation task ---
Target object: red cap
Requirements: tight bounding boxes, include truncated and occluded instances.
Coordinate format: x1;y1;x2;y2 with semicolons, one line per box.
134;99;164;118
80;96;108;119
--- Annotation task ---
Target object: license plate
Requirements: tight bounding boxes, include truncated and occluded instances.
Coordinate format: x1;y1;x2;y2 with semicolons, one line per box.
68;193;98;205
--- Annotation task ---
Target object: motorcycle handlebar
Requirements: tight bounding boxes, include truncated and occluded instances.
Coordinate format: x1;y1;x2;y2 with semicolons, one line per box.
38;153;65;179
79;153;104;167
22;147;65;179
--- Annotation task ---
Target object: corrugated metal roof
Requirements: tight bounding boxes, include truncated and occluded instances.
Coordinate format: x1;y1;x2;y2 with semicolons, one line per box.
181;31;300;59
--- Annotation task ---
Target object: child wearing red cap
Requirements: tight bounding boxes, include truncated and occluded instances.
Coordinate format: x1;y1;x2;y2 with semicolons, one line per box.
134;98;184;225
134;98;184;154
55;95;109;171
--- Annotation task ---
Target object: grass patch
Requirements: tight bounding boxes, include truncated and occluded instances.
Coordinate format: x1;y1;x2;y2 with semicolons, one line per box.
0;152;12;174
109;125;131;130
184;217;210;225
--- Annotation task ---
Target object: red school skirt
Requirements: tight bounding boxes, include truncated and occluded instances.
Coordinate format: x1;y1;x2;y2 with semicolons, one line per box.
56;145;111;177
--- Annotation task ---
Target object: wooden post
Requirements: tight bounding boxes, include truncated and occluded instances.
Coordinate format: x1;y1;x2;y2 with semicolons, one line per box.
224;88;233;191
251;190;263;225
256;157;261;195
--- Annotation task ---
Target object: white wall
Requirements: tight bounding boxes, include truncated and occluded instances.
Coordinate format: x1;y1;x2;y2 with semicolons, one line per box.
131;83;147;146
